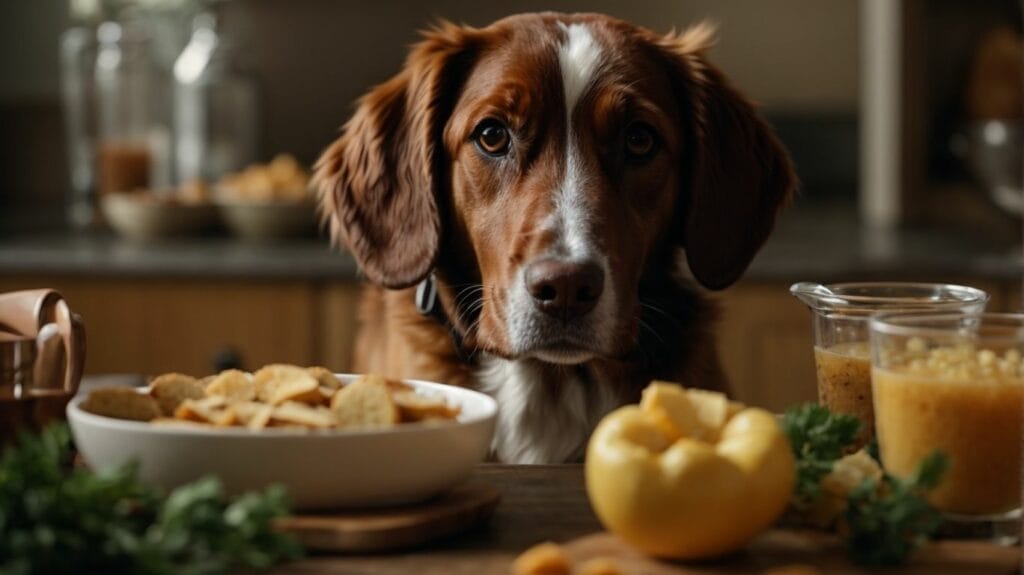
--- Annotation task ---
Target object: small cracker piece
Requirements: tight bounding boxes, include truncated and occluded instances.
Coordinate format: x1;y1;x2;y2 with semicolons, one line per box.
227;401;275;430
81;386;161;422
392;390;460;423
270;401;338;429
306;366;342;390
317;386;337;403
253;364;320;405
384;377;414;394
205;369;257;402
149;373;206;416
576;557;626;575
174;396;235;426
511;541;571;575
330;374;399;429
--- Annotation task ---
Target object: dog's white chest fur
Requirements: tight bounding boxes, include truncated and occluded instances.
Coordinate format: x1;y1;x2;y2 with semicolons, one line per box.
477;355;623;463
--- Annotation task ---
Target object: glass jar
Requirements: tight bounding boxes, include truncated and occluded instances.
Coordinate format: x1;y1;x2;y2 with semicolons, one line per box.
173;11;258;185
94;19;172;196
870;311;1023;542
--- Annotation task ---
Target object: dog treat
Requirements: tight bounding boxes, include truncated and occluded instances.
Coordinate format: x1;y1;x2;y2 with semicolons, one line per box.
204;369;257;402
575;558;626;575
512;543;633;575
225;401;275;430
82;386;162;422
149;373;206;416
512;542;572;575
175;396;235;426
330;374;400;428
80;367;460;431
271;401;338;428
307;366;342;389
253;364;321;405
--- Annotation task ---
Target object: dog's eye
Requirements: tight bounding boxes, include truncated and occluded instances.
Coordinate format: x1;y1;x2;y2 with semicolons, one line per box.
624;122;658;160
473;119;511;157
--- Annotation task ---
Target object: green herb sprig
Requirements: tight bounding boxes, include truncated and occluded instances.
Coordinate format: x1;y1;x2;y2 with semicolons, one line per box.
781;403;861;506
844;450;949;566
781;404;949;567
0;424;302;575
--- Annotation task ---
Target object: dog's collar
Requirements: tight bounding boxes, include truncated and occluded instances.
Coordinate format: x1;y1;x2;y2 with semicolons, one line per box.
415;273;474;364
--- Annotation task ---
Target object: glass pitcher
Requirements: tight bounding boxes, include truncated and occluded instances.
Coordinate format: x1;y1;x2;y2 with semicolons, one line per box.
790;282;989;444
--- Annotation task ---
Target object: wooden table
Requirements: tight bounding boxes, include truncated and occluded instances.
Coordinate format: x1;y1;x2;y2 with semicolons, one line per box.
267;464;1022;575
271;465;596;574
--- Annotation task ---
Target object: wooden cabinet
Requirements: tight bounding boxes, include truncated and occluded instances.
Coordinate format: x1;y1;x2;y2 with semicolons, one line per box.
317;283;363;373
715;281;818;411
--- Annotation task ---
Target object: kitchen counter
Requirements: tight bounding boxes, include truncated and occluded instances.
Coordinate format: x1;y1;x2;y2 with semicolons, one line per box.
0;204;1020;282
0;232;359;280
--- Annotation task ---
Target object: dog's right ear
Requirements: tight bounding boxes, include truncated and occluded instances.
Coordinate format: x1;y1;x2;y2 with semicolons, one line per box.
315;23;480;289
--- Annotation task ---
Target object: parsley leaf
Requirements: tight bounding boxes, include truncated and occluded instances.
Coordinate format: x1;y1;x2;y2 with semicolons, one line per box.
781;404;861;506
0;423;302;575
781;404;950;567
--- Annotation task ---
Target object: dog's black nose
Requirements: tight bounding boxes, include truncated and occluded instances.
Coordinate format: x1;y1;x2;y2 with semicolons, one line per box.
524;258;604;319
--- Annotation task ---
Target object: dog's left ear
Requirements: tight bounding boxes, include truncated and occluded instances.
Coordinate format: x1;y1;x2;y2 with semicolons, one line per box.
657;24;797;290
315;23;480;289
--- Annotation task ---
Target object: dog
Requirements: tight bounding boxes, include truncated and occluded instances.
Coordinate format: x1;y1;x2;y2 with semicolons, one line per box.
315;12;795;464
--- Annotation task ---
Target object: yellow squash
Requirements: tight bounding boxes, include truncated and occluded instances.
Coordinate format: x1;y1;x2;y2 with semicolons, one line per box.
585;382;795;560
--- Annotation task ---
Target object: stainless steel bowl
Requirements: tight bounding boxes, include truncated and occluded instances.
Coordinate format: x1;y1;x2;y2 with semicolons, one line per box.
958;120;1023;215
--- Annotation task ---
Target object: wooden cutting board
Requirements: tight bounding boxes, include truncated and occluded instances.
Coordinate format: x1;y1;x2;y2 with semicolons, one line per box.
276;481;501;552
560;531;1020;574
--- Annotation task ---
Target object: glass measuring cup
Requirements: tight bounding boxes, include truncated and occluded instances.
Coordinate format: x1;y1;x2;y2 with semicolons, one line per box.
870;311;1023;543
790;282;989;444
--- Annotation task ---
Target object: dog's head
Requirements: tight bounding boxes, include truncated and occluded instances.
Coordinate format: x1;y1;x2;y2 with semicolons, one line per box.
317;13;795;365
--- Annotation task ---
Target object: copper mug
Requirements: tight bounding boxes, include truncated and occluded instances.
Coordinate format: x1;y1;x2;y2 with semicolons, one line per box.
0;289;86;444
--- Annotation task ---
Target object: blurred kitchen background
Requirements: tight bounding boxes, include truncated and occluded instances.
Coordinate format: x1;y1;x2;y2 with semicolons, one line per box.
0;0;1020;410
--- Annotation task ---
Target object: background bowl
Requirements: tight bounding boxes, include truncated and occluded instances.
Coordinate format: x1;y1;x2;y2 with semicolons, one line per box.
101;193;220;241
67;376;497;509
958;120;1022;215
216;199;318;241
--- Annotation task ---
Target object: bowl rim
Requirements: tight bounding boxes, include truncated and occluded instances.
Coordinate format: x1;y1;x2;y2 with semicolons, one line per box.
67;375;497;439
100;193;219;210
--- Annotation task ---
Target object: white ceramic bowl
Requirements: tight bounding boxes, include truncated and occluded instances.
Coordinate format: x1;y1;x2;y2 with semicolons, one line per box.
101;193;220;241
67;376;496;510
216;199;318;241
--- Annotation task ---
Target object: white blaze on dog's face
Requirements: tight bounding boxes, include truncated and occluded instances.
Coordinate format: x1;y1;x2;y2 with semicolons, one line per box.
317;13;794;366
443;17;684;364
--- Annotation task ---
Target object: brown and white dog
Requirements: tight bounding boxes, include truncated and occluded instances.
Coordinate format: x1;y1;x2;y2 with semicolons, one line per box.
315;12;795;463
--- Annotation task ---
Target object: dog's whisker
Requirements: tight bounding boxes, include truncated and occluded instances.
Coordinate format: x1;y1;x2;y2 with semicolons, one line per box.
453;285;484;309
636;315;666;347
639;301;682;330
